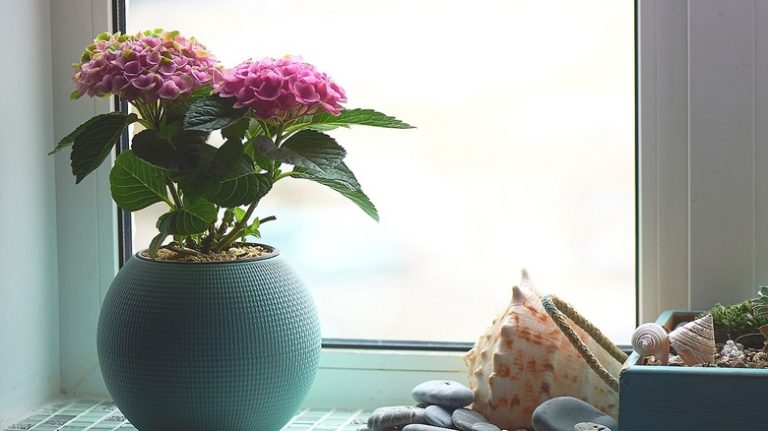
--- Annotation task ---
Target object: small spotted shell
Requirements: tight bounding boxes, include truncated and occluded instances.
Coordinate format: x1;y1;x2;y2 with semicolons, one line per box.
630;323;669;365
668;314;716;365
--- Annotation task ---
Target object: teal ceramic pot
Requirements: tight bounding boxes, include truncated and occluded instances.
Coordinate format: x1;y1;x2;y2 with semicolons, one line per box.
97;245;321;431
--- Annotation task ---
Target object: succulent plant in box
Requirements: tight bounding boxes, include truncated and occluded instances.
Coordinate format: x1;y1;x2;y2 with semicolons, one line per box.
52;29;412;431
702;287;768;343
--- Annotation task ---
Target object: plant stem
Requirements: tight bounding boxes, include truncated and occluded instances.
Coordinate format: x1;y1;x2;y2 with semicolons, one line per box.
163;243;203;257
214;126;285;253
166;178;182;208
274;170;296;181
201;225;216;254
215;202;258;252
259;215;277;224
216;209;234;238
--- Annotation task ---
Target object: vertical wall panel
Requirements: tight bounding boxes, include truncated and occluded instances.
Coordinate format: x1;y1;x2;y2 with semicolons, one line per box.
51;0;115;396
639;0;691;321
656;0;691;314
0;0;59;423
688;0;756;309
755;2;768;292
639;0;660;322
641;0;768;314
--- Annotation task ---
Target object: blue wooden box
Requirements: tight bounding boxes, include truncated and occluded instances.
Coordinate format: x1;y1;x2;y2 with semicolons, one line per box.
619;311;768;431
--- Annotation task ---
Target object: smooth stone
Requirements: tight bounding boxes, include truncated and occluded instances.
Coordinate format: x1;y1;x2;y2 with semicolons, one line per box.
452;408;487;431
471;422;501;431
574;422;613;431
367;406;426;431
403;425;457;431
412;380;475;409
531;397;618;431
424;405;454;428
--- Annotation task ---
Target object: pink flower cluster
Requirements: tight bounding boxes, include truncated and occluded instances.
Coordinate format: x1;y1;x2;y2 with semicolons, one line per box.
216;57;347;120
73;30;221;102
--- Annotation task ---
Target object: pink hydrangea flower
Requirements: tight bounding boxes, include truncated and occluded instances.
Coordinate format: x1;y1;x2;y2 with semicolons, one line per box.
72;30;221;102
216;57;347;120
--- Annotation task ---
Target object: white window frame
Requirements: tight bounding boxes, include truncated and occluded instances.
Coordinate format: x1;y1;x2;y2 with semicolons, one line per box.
52;0;764;407
639;0;767;322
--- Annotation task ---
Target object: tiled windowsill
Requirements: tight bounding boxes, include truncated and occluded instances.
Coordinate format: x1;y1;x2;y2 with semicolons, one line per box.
4;400;371;431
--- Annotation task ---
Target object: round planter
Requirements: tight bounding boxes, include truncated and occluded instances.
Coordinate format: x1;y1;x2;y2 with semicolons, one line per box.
97;246;321;431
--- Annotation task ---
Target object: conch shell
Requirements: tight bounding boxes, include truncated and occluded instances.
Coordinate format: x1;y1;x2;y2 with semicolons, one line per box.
631;323;669;365
668;314;716;365
464;271;621;430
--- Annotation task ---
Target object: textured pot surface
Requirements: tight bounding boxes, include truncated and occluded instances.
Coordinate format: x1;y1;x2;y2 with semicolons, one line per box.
97;249;321;431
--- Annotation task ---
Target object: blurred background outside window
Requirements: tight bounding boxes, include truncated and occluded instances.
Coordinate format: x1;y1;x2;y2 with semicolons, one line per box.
127;0;635;343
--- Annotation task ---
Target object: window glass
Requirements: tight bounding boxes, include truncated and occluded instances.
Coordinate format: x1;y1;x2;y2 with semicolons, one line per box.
127;0;635;343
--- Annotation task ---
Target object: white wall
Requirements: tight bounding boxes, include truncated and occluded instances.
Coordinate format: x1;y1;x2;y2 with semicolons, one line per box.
50;0;116;396
0;0;60;422
640;0;768;320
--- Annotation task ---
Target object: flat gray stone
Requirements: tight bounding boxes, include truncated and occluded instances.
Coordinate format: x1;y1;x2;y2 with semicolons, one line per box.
471;423;501;431
424;405;454;428
531;397;618;431
403;425;456;431
452;408;487;431
367;406;426;431
412;380;474;409
574;423;612;431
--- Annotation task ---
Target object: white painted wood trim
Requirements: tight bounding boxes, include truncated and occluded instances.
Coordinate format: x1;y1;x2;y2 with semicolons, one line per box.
51;0;116;396
638;0;691;322
304;349;467;409
639;0;767;320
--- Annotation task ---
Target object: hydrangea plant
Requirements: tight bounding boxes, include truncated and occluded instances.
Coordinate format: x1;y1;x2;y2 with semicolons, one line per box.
52;30;412;257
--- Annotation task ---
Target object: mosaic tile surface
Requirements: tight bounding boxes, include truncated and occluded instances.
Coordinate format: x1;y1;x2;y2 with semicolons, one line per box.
4;400;371;431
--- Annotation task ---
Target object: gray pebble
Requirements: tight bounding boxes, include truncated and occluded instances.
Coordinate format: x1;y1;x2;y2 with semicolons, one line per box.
452;408;487;431
403;425;457;431
367;406;426;431
531;397;617;431
424;405;454;428
412;380;474;409
574;422;612;431
471;423;501;431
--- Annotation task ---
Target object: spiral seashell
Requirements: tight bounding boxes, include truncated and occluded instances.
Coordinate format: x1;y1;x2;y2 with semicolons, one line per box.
464;270;621;430
668;314;716;365
630;323;669;365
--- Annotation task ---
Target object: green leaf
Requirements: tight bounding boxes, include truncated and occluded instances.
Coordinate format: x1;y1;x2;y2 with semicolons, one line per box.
172;130;209;173
244;139;272;171
71;112;138;183
157;198;217;235
183;95;248;131
293;162;379;221
50;113;125;155
222;117;250;140
109;150;169;211
241;218;261;239
233;207;247;223
207;156;273;207
253;130;346;171
287;108;414;133
131;129;176;170
199;139;243;181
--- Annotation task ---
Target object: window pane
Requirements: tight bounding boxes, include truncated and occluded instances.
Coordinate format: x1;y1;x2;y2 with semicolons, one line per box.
127;0;635;344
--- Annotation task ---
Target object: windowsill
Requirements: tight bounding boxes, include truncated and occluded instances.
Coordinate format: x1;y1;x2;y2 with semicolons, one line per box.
2;399;372;431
